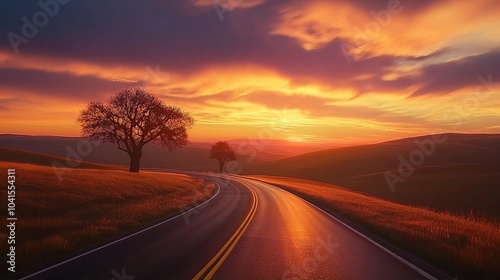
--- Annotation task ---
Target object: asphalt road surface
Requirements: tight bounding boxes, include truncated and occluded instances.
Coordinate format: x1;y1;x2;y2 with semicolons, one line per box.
16;174;440;280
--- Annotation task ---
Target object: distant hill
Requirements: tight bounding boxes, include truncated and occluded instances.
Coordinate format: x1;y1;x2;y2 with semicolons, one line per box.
244;133;500;219
0;147;120;170
0;134;323;171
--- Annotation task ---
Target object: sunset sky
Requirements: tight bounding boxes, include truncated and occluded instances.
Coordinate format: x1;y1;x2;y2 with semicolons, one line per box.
0;0;499;145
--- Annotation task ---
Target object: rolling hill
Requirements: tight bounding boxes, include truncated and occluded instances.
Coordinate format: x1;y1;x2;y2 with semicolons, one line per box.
0;134;323;171
243;133;500;219
0;147;121;170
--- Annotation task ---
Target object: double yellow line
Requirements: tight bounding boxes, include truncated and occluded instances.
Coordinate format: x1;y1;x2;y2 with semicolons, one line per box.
193;184;258;280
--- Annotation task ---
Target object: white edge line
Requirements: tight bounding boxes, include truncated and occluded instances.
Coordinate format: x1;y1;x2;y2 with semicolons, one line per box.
19;181;221;280
245;178;440;280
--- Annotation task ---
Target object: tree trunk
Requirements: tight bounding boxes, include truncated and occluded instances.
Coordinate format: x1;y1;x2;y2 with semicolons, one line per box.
219;160;224;173
129;152;142;173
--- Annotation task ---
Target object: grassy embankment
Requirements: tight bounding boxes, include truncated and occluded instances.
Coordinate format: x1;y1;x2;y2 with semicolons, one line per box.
0;156;214;276
244;134;500;219
250;175;500;280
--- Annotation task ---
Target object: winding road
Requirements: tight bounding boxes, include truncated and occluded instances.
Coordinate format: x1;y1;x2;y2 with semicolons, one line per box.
17;173;442;280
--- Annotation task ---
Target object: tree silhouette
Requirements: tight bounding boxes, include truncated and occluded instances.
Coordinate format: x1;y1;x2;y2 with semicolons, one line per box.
77;88;194;172
209;141;236;172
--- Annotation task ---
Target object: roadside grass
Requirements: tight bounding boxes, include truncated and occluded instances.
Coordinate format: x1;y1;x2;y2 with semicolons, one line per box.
249;175;500;280
0;162;215;276
243;134;500;220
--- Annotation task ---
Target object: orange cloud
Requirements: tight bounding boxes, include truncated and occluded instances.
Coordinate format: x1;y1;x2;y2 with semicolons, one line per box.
271;0;500;58
270;1;366;50
0;50;146;83
192;0;266;10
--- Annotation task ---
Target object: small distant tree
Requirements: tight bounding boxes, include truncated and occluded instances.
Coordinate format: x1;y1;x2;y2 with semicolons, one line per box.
77;88;194;173
209;141;236;172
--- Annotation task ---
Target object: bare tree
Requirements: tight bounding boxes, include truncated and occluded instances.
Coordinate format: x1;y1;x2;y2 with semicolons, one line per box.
209;141;236;172
77;88;194;172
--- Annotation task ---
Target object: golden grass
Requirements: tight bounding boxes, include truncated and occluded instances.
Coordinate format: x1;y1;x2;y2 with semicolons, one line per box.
243;135;500;220
0;162;214;274
249;175;500;280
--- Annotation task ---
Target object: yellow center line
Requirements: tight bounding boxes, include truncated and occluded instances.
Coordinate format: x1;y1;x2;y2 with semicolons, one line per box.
193;182;258;280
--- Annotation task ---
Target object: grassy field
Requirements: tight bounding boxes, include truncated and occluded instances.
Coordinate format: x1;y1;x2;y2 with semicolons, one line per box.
0;161;215;276
244;134;500;219
250;175;500;280
335;163;500;218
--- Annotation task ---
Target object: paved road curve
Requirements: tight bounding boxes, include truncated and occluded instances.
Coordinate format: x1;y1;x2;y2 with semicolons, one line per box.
17;174;439;280
211;176;432;280
17;175;252;280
